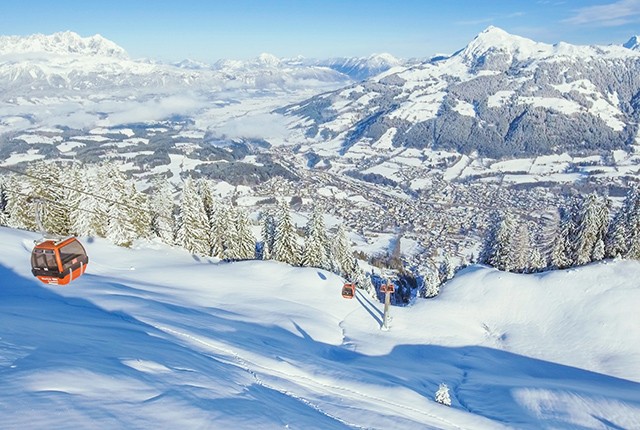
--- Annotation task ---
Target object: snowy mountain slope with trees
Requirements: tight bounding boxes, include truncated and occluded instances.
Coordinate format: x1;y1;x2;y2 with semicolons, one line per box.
283;26;640;160
0;225;638;429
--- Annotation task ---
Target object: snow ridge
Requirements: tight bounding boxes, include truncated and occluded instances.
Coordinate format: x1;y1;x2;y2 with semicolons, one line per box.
0;31;128;58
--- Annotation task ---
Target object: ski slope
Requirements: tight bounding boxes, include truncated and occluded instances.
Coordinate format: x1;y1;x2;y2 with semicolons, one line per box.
0;226;639;429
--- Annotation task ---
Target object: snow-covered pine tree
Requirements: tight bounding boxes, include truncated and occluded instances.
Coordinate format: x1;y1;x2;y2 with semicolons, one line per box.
176;178;210;256
210;202;230;258
550;205;576;269
69;166;103;238
481;211;517;271
225;207;256;260
435;383;451;406
197;179;216;225
623;186;640;259
221;207;239;260
421;268;440;298
605;206;629;259
352;266;376;298
574;194;609;266
528;246;546;273
511;222;532;273
260;209;276;260
105;169;136;247
0;176;8;226
64;163;86;236
332;223;357;278
272;199;300;266
5;174;34;231
231;207;256;260
479;211;500;266
149;176;175;244
437;257;455;284
28;162;71;236
302;207;331;270
128;183;152;240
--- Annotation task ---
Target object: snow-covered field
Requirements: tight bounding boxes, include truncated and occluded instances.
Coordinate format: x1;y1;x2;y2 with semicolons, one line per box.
0;226;638;429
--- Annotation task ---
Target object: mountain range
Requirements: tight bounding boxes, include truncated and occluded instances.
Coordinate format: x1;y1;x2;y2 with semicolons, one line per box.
2;27;640;191
283;26;640;159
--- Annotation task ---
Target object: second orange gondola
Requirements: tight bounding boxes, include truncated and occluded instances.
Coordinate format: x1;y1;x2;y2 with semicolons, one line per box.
341;282;356;299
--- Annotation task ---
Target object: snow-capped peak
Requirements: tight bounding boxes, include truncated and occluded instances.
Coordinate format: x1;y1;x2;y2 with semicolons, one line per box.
459;25;551;65
624;35;640;50
365;52;401;68
0;31;128;58
256;52;281;66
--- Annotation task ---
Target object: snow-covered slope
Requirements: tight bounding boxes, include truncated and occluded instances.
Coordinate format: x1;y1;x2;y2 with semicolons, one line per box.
1;226;638;429
284;26;640;159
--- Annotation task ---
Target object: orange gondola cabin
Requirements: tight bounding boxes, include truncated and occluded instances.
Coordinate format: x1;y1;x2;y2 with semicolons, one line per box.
31;237;89;285
341;282;356;299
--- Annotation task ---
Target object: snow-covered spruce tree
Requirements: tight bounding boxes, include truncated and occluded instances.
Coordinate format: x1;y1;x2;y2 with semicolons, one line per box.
221;207;239;260
260;209;276;260
438;257;455;284
333;223;357;279
210;202;231;259
92;163;119;238
5;174;34;230
176;178;210;256
64;163;88;236
302;207;332;270
478;212;500;266
421;268;440;298
28;162;71;236
197;179;216;225
481;211;517;272
272;199;301;266
528;247;546;273
69;166;103;238
435;383;451;406
550;205;577;269
149;176;176;244
605;208;629;259
105;169;137;247
0;175;8;226
224;207;255;261
128;183;153;241
623;186;640;259
511;222;532;273
352;266;376;298
573;193;609;266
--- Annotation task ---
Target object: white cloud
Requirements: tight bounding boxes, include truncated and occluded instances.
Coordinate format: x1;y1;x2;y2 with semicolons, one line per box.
213;113;290;141
100;95;207;126
565;0;640;26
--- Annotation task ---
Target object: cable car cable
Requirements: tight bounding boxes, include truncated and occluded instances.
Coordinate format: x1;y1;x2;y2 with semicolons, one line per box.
0;164;175;225
6;188;177;238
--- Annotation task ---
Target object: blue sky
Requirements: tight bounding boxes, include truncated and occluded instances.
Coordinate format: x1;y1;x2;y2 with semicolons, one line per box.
1;0;639;61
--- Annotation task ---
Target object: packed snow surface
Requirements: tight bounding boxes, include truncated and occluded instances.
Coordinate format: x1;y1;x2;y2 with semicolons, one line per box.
0;227;638;429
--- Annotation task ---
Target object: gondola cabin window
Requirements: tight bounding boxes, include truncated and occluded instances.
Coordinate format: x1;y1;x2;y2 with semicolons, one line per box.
31;249;58;272
59;240;87;271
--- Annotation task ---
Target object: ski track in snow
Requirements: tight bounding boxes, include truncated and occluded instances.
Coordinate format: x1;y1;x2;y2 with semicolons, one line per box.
148;316;471;430
1;228;639;429
149;323;369;430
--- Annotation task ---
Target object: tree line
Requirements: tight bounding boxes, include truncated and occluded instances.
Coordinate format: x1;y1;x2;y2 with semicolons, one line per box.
480;187;640;272
0;162;373;291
